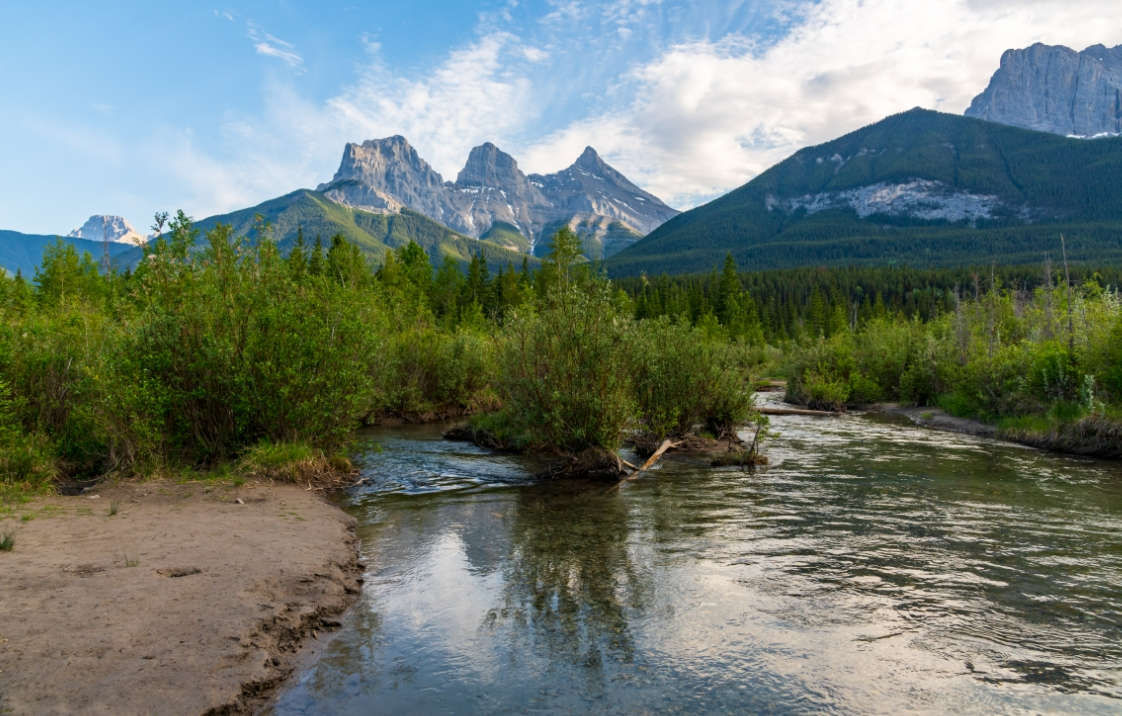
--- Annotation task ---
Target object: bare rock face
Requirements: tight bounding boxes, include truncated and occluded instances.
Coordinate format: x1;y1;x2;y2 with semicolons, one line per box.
966;43;1122;137
320;136;440;217
529;147;676;235
317;138;678;256
452;142;550;239
67;215;144;244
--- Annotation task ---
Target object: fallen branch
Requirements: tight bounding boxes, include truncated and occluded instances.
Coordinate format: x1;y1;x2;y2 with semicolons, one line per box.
623;438;680;481
754;380;788;393
758;407;838;417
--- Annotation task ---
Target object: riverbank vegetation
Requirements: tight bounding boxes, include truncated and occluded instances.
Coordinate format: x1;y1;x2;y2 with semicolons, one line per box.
616;256;1122;458
0;216;762;496
614;253;1122;457
3;213;1120;497
781;275;1122;457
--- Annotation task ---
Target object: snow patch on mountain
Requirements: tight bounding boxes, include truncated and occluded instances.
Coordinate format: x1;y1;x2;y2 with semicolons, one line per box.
67;215;145;244
767;179;1012;223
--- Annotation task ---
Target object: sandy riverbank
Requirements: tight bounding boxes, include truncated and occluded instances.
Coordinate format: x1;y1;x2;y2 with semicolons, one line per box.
0;480;361;715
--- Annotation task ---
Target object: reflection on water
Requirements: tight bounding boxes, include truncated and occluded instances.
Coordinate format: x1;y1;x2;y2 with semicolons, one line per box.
275;404;1122;714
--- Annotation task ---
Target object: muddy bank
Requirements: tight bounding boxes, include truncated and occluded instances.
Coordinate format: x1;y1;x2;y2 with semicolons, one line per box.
0;481;361;715
862;405;1122;460
1000;415;1122;460
864;404;998;439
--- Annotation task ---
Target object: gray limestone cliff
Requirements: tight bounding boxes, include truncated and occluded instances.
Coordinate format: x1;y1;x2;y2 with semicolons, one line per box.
966;43;1122;137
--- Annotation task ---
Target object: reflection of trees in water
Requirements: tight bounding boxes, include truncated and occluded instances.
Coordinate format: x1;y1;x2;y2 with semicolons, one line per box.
286;603;387;705
487;482;652;681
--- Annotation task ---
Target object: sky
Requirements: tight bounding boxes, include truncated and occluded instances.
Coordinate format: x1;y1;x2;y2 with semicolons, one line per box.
3;0;1122;235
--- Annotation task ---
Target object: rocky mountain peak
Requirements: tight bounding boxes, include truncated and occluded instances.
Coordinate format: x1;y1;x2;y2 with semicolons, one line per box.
67;215;143;244
456;142;525;187
317;135;679;258
574;146;605;171
339;136;432;177
966;43;1122;136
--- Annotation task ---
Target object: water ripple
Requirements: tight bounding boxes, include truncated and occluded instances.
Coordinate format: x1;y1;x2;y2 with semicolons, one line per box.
277;407;1122;715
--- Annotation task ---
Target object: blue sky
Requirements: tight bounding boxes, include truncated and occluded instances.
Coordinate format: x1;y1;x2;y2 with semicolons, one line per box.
2;0;1120;235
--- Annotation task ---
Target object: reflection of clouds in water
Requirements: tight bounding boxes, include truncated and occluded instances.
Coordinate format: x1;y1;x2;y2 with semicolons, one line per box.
278;410;1122;714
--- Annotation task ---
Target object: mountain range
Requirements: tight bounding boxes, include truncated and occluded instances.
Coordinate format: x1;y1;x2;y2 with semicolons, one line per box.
186;189;539;269
318;138;677;259
6;42;1122;280
0;230;140;277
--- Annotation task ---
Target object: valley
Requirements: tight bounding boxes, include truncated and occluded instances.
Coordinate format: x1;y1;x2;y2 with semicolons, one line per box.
3;29;1122;716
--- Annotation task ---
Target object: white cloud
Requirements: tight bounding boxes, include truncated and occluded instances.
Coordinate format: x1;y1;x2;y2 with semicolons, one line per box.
248;23;304;69
520;0;1122;209
157;0;1122;220
522;46;549;62
326;33;536;178
155;33;541;218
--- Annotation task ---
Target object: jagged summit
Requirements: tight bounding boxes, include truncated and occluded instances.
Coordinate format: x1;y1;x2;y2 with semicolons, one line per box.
966;43;1122;136
67;215;144;245
456;143;530;189
318;137;678;258
574;146;603;168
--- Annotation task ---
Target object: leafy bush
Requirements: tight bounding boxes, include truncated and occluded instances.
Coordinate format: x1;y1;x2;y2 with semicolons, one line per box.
373;324;498;419
496;281;634;452
630;317;755;439
0;378;57;493
491;228;635;453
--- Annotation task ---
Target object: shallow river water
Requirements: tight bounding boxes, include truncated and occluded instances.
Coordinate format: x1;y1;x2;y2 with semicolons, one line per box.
275;397;1122;714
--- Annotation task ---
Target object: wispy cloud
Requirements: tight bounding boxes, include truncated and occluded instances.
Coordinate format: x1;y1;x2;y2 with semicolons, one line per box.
248;22;303;69
151;33;542;217
522;0;1122;208
160;0;1122;219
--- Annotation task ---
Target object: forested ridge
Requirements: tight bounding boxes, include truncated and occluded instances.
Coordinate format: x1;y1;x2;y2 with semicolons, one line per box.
610;109;1122;275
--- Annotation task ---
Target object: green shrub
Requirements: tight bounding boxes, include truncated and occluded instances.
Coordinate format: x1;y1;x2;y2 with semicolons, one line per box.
374;324;497;419
801;372;851;411
627;321;756;439
492;229;635;453
495;281;634;452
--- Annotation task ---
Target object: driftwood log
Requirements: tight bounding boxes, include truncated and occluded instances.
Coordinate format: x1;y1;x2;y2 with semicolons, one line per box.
757;407;838;417
622;438;680;482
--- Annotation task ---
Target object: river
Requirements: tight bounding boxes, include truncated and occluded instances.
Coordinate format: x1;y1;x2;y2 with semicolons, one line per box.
274;396;1122;714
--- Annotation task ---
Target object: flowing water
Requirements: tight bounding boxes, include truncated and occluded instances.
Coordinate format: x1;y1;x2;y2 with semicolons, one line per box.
275;397;1122;714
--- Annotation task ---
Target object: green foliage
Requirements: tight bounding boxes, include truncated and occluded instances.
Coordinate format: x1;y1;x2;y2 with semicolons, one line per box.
486;231;764;454
113;224;381;464
0;377;57;493
783;272;1122;433
372;324;498;419
496;279;635;452
1;219;788;492
630;317;756;439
